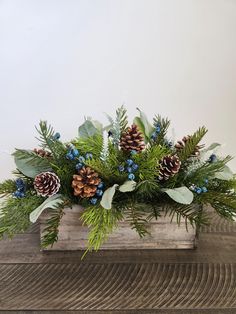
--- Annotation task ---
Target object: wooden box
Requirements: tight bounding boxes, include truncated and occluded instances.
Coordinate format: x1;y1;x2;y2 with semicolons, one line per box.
40;205;197;250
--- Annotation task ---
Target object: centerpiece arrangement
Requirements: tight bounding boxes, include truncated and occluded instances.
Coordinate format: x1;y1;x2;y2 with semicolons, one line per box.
0;106;235;256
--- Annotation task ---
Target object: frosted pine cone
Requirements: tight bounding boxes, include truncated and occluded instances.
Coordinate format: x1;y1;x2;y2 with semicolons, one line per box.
72;166;101;198
34;172;60;197
158;155;181;181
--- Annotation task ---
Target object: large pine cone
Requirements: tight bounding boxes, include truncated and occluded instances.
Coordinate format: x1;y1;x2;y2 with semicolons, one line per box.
158;155;181;181
120;124;145;152
34;148;52;158
34;172;60;197
175;136;204;157
72;166;101;198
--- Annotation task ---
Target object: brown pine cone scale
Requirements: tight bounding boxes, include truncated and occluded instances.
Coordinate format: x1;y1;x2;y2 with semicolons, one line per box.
72;166;101;198
120;124;145;152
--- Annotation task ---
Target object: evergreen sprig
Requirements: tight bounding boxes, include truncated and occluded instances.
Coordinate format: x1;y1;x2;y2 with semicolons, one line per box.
106;106;128;147
176;127;208;161
0;193;44;238
0;180;16;197
153;115;171;145
81;205;124;256
125;207;150;238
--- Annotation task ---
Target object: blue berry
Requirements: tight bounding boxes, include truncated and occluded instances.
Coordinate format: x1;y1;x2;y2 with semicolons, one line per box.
53;132;61;140
13;190;25;198
85;152;93;160
202;187;208;193
96;189;103;197
15;178;24;187
195;187;202;194
127;167;133;173
76;163;84;171
209;154;217;163
97;182;104;189
72;148;79;157
132;163;139;172
128;173;135;180
126;159;133;166
118;165;125;172
156;125;161;133
66;153;75;160
78;156;85;163
90;197;98;205
204;179;209;184
131;150;137;155
151;132;157;140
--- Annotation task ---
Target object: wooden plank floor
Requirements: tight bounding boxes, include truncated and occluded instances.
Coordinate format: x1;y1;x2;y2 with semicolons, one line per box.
0;209;236;313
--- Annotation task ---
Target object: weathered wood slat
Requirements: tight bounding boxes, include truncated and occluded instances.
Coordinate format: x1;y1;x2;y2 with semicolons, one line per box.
40;205;197;250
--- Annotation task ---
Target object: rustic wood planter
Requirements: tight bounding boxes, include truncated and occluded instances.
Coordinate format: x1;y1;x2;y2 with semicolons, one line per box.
40;205;197;250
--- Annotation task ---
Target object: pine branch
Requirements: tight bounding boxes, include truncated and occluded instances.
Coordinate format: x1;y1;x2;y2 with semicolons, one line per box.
107;106;128;147
41;205;66;248
0;180;16;197
176;127;208;162
81;205;124;257
0;193;44;238
125;206;150;238
74;134;103;159
153;115;171;145
162;202;208;229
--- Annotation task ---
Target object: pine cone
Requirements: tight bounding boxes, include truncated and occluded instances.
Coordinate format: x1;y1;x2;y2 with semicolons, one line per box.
34;172;60;197
72;166;101;198
158;155;181;181
120;124;145;152
175;136;204;157
34;148;52;158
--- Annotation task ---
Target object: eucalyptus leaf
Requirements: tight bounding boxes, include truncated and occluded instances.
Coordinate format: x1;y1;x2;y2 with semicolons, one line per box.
213;165;234;180
119;180;137;192
78;120;100;138
14;150;52;178
204;143;221;152
133;116;148;143
162;186;194;205
29;194;64;223
136;108;155;139
100;184;119;210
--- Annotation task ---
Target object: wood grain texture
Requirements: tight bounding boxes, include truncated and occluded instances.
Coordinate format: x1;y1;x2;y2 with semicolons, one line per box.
40;205;197;250
0;207;235;313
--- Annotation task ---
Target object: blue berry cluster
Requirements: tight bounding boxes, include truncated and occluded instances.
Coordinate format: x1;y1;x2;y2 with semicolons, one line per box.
66;144;80;161
90;182;104;205
75;153;93;171
208;154;217;163
13;178;26;198
190;179;208;195
118;159;138;180
151;124;161;141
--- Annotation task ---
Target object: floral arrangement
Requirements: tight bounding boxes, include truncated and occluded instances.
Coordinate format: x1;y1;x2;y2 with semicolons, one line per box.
0;106;235;255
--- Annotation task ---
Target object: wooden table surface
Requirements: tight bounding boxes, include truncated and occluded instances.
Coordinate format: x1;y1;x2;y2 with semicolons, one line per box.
0;209;236;314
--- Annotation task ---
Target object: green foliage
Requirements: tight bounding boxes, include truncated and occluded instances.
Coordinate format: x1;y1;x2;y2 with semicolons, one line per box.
184;156;232;186
125;206;150;238
106;106;128;147
74;134;103;159
81;205;124;256
0;193;44;238
13;149;52;178
0;180;16;197
132;144;170;181
35;121;66;161
176;126;208;161
41;204;66;248
162;202;208;229
135;180;161;198
133;108;154;143
197;191;236;220
153;115;171;145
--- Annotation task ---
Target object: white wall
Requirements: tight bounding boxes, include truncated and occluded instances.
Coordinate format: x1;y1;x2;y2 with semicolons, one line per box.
0;0;236;181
